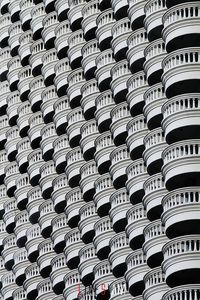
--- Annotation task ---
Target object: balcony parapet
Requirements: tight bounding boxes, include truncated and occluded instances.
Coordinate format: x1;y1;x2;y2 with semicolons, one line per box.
0;81;9;116
81;0;100;41
4;161;19;197
50;254;68;294
80;78;100;119
0;115;9;150
1;272;17;300
41;85;58;123
17;101;32;137
67;107;85;147
51;213;69;253
53;96;70;135
42;11;58;49
110;188;132;233
27;149;44;186
126;203;149;250
29;39;46;77
96;9;115;51
16;137;31;173
27;186;43;224
28;112;44;149
128;0;146;29
38;198;57;237
2;233;18;271
80;119;99;160
65;187;84;228
14;209;31;247
52;174;70;213
63;269;83;300
0;13;11;48
42;48;58;86
25;224;43;262
29;75;45;112
52;134;70;174
37;238;55;278
6;91;21;127
55;0;69;21
81;40;100;80
54;58;71;98
19;0;35;30
40;122;57;161
67;0;86;31
67;29;85;69
0;47;10;80
13;287;27;300
8;21;22;56
7;55;21;92
13;248;29;285
3;197;18;234
0;150;8;184
55;20;71;58
143;267;168;300
24;263;42;300
162;285;200;300
65;147;84;188
64;227;83;269
111;0;128;20
39;160;56;199
80;160;99;200
18;30;33;66
36;278;55;300
67;67;85;108
30;3;46;40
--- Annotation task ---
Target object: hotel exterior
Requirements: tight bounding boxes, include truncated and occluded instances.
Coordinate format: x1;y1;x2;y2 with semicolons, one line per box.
0;0;200;299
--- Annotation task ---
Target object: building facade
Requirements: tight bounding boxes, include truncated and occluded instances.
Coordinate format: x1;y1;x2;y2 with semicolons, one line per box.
0;0;200;299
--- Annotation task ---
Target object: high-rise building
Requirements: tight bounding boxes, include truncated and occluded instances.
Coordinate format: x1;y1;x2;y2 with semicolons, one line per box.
0;0;200;299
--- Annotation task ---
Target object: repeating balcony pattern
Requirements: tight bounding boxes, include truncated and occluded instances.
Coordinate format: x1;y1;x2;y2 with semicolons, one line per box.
0;0;199;299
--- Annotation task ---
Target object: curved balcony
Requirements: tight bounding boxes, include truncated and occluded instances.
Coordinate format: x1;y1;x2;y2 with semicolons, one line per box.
144;0;167;41
78;243;99;286
30;3;46;40
80;79;99;120
0;150;8;184
110;102;131;146
163;235;200;287
110;188;132;233
18;30;32;66
13;248;29;285
126;115;148;160
52;174;70;213
64;227;83;269
40;122;57;161
39;160;56;199
53;96;70;135
30;40;46;77
143;220;168;268
126;159;149;204
6;91;21;127
143;173;166;221
42;11;58;49
78;201;99;243
0;185;7;218
111;18;131;61
37;239;55;278
78;287;95;300
0;220;6;254
68;0;86;31
19;0;35;31
82;0;99;41
163;2;200;52
95;49;115;92
63;269;83;300
162;48;200;98
93;260;114;300
1;272;17;300
42;48;58;87
8;0;20;22
110;145;131;188
162;187;200;238
94;132;115;175
65;147;84;188
111;0;128;20
68;29;85;70
81;40;100;81
128;0;146;30
51;254;68;294
36;278;55;300
80;120;99;160
24;263;42;300
109;232;131;277
16;137;31;173
17;101;32;137
67;68;85;108
162;93;200;144
111;60;131;103
0;81;9;116
144;39;166;85
67;108;85;147
0;115;9;150
8;21;22;56
0;0;9;14
96;9;115;51
164;285;200;300
127;28;148;73
95;90;115;133
125;249;149;297
29;76;45;112
0;13;11;48
55;20;71;59
52;135;70;174
143;83;165;130
54;58;71;98
2;234;17;270
126;71;148;117
94;173;114;216
13;287;27;300
94;216;114;259
110;279;133;300
25;224;43;262
27;187;43;224
28;112;44;149
38;199;57;237
162;140;200;190
65;187;84;228
0;47;10;81
126;203;149;250
143;267;168;300
7;55;21;92
55;0;69;21
143;127;166;175
43;0;56;13
27;149;44;186
14;210;30;247
4;161;19;197
3;197;18;234
41;85;58;123
80;160;99;201
51;213;69;253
